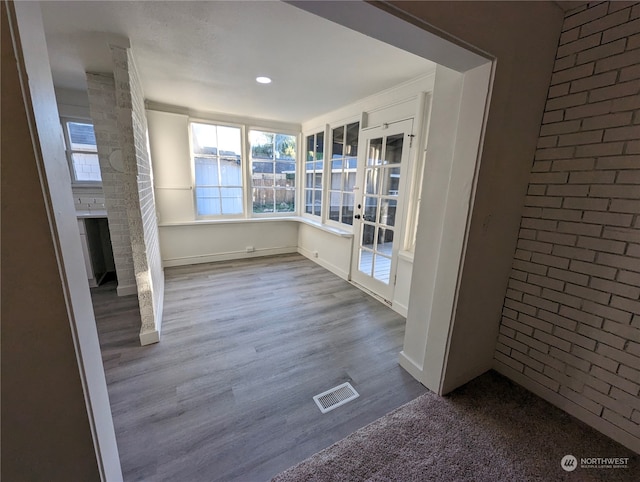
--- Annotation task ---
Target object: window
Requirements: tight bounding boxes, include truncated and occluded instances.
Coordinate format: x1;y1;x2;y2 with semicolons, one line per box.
304;130;324;217
249;130;297;214
329;122;359;226
63;120;101;182
191;122;243;217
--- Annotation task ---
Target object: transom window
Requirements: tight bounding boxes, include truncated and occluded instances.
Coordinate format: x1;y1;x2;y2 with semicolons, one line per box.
249;130;297;214
329;122;359;225
63;120;101;183
304;130;324;217
191;122;243;217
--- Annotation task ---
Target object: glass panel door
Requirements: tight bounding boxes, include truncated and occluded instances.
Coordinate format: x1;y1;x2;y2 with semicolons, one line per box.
351;119;413;301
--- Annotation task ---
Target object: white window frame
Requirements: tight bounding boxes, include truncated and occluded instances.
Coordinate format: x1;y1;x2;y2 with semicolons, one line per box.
61;117;101;185
189;119;246;219
302;125;328;220
325;118;360;230
248;127;299;217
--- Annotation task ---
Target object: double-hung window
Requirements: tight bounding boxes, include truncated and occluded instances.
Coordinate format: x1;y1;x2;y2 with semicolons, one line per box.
328;122;359;226
249;130;297;214
63;120;101;183
304;130;324;217
191;122;243;217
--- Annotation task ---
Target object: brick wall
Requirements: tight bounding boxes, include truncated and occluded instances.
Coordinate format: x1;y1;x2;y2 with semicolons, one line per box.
87;73;136;294
112;46;164;344
494;1;640;453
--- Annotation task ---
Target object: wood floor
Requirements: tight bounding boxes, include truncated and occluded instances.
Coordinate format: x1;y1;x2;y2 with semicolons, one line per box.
92;253;427;482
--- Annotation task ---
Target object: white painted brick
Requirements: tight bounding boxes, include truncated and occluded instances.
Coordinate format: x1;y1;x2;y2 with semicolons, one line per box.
582;111;634;130
551;158;596;171
595;48;640;73
498;333;529;354
575;141;625;157
495;352;524;372
565;99;612;120
570;70;618;93
502;316;534;336
582;385;633;418
610;386;640;412
604;124;640;142
569;171;616;184
527;273;565;291
539;309;580;331
591;365;639;395
524;366;560;391
598;253;640;273
602;17;640;42
534;329;572;351
530;348;566;372
564;2;608;31
618;364;640;384
590;278;640;299
559;386;603;414
577;323;627;349
552;245;595;262
557;129;603;146
567;364;612;394
511;350;545;372
602;408;640;434
580;39;628;66
570;259;617;279
548;267;589;286
550;346;591;372
558;32;601;57
584;299;633;324
542;286;583;309
545;366;584;393
513;259;548;276
603;227;640;244
516;332;551;354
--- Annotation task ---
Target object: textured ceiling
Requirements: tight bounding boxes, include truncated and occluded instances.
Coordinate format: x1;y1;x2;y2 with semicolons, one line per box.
41;1;436;124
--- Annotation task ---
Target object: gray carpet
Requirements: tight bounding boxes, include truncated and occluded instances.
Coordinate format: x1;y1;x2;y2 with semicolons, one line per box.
272;371;638;481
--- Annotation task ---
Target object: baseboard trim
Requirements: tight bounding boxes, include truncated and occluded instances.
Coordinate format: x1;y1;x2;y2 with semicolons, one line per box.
117;283;137;296
494;360;640;454
162;246;298;268
297;247;349;281
139;329;160;346
399;351;425;384
392;301;408;317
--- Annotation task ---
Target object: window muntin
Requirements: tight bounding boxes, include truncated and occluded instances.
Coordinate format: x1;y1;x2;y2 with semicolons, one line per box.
64;121;101;182
249;130;296;214
304;131;324;217
329;122;359;226
191;122;243;216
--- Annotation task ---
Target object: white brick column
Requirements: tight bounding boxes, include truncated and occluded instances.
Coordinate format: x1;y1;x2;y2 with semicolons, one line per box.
87;73;137;296
111;45;165;345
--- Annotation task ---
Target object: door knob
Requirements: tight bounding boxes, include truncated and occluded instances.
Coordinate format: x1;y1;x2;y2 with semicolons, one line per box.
354;214;361;219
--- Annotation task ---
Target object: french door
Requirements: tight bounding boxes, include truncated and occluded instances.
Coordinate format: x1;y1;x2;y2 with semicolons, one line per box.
351;118;413;302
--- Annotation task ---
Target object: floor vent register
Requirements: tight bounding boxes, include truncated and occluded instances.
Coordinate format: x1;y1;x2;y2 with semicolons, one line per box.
313;382;359;414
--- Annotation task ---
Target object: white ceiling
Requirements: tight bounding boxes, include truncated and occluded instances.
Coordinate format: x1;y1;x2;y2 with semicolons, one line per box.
40;0;436;124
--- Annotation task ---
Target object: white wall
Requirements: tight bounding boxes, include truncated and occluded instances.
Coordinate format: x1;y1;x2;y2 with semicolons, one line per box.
297;222;353;280
160;219;299;267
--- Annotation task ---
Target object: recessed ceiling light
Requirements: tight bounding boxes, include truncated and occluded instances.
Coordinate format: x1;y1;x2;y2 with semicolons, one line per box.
256;76;272;84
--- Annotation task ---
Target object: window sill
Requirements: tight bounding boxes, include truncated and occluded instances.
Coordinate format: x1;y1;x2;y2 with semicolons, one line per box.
158;216;354;238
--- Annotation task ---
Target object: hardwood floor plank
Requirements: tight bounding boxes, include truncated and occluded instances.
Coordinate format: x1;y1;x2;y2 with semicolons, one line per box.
93;253;427;481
